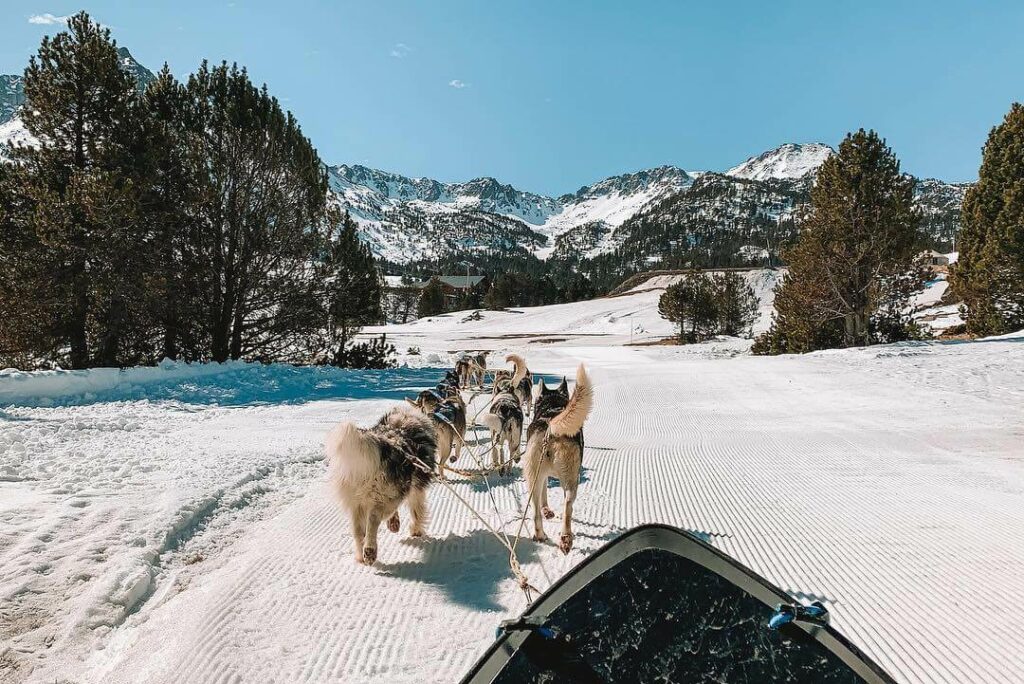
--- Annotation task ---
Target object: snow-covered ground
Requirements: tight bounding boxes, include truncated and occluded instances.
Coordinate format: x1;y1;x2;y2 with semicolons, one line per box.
2;294;1021;682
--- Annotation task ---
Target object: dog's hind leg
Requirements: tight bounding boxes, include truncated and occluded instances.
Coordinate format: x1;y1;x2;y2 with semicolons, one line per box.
436;430;452;480
541;483;554;520
524;444;548;542
351;505;367;563
509;423;522;464
451;435;461;463
558;482;577;554
407;486;428;537
363;507;384;565
387;510;400;533
490;429;502;472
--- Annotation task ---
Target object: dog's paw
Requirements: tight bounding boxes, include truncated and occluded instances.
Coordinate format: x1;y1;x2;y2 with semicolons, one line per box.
532;530;548;542
558;533;574;554
542;506;555;520
449;453;458;463
361;547;377;565
409;528;425;538
387;512;400;533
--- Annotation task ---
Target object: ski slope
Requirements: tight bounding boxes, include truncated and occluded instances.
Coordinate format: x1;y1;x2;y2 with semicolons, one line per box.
2;313;1022;682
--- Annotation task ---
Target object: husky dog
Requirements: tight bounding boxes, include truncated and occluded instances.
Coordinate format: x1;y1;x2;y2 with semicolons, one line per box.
406;389;467;480
325;405;436;565
505;354;534;415
454;357;472;389
433;369;461;400
459;351;487;389
480;376;523;477
523;365;593;554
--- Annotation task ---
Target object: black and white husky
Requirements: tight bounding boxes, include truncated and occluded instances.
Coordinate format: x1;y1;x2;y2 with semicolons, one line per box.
406;388;467;480
481;375;524;477
523;365;593;554
325;405;436;565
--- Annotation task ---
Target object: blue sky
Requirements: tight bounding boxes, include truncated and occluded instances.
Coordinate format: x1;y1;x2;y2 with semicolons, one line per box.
2;1;1022;195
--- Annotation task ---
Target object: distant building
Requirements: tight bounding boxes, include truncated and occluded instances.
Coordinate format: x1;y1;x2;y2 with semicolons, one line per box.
920;250;950;274
383;274;489;314
416;275;488;292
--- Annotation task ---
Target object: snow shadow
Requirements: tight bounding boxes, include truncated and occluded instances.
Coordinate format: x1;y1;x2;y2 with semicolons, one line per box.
379;529;541;611
0;363;450;408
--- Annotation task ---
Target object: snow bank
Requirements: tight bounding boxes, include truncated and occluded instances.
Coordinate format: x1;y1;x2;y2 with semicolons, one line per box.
0;359;447;408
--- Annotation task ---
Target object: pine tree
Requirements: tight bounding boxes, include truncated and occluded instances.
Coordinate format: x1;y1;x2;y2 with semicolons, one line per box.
4;11;146;368
324;213;383;364
137;64;208;360
950;103;1024;335
418;277;446;317
658;273;718;342
713;272;759;336
184;61;331;361
389;274;419;323
754;130;924;353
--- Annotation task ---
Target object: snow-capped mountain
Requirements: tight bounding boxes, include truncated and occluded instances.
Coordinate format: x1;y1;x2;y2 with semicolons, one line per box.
727;142;834;181
0;74;24;125
329;163;693;263
0;39;969;267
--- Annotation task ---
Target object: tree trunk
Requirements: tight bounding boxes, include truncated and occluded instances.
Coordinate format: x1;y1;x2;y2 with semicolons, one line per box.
844;309;870;348
229;304;244;360
69;262;89;368
161;236;179;361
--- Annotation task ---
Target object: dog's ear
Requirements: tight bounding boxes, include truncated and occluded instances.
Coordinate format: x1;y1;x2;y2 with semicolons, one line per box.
405;397;419;407
538;378;547;393
558;377;568;395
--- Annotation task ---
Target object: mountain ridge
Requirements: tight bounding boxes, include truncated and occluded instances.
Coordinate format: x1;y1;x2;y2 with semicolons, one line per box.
0;46;968;267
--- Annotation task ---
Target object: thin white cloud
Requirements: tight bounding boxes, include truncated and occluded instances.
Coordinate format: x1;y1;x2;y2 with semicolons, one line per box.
28;13;69;25
390;43;411;58
448;79;468;89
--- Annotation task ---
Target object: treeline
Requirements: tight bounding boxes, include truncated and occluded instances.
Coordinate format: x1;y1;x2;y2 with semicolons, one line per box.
388;250;598;315
753;120;1024;355
0;13;383;370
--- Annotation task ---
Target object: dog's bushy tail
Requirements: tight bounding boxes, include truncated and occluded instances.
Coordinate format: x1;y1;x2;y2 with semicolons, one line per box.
507;353;528;386
549;364;593;438
325;421;378;488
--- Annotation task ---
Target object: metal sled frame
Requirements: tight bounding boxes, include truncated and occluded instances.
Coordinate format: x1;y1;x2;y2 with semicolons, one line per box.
461;524;896;684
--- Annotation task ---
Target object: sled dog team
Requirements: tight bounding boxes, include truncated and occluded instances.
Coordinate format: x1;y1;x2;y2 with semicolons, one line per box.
325;352;593;565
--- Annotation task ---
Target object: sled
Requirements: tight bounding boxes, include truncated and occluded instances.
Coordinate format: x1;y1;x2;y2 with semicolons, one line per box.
461;524;896;683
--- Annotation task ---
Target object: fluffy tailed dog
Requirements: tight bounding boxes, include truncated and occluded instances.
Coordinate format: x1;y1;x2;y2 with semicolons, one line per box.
480;376;523;477
505;353;533;415
406;389;467;480
523;365;593;554
325;405;436;565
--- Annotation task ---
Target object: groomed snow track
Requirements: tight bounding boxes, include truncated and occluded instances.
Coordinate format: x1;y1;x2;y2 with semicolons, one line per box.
6;336;1024;683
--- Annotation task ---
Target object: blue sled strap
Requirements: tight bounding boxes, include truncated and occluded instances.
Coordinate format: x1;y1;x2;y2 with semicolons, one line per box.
769;600;830;630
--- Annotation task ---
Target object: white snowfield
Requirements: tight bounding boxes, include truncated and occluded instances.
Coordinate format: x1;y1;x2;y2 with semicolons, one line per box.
2;300;1022;682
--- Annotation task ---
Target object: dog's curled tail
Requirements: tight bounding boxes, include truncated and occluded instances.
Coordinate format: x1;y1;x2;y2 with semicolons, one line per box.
325;421;378;487
506;353;528;386
548;364;593;438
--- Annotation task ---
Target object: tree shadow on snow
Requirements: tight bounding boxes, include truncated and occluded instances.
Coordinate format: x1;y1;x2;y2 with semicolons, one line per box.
377;529;541;611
